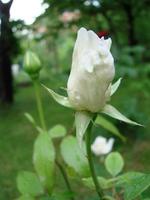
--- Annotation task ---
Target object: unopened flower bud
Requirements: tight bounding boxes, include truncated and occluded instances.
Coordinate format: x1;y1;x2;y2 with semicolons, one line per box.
67;28;115;113
23;50;42;80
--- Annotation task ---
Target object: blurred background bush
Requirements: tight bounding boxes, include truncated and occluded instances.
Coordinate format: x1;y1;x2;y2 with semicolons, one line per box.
0;0;150;199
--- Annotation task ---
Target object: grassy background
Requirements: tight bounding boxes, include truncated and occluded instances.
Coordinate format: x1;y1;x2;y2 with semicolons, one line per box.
0;73;150;199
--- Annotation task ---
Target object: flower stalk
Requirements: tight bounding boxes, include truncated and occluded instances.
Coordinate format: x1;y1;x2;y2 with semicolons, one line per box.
33;79;74;199
33;80;47;131
56;160;74;200
86;115;104;199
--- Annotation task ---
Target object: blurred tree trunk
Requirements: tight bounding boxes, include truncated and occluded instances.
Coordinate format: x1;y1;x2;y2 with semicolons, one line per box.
0;0;14;103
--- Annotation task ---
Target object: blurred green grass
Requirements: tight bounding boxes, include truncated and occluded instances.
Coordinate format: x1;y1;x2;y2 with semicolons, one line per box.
0;74;150;199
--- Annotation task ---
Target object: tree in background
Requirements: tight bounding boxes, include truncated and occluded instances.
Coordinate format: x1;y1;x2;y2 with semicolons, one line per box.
1;0;148;103
0;0;20;103
42;0;150;48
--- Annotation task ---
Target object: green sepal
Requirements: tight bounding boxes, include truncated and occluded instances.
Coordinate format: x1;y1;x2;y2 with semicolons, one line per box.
42;84;72;108
111;78;122;96
75;111;92;149
102;104;142;126
95;115;126;142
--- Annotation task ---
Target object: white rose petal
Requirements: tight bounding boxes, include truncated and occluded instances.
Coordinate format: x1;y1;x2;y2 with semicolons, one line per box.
67;27;115;112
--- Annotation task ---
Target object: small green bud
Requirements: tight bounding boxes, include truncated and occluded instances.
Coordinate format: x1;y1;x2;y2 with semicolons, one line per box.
23;50;42;80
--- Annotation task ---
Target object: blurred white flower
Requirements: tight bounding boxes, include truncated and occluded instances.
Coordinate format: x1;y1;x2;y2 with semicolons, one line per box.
91;136;114;156
12;64;19;76
67;27;115;112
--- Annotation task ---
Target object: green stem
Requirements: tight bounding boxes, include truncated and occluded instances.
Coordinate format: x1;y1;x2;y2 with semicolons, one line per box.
86;116;104;200
33;79;74;199
33;80;47;131
56;160;74;200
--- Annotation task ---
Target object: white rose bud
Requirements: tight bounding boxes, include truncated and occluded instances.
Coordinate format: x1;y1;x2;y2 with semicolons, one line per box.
91;136;114;156
67;27;115;112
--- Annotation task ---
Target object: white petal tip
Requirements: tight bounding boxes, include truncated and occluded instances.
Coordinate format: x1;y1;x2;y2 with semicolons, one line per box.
78;27;87;34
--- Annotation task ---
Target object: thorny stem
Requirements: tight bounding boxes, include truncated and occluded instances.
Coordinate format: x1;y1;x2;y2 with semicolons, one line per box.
86;115;104;200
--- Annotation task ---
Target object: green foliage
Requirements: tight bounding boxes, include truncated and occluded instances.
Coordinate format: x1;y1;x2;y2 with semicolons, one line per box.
142;199;150;200
95;115;125;141
116;172;150;200
83;170;150;199
39;197;51;200
105;152;124;177
103;196;115;200
48;124;67;139
17;171;44;196
82;170;150;199
82;176;114;190
116;171;143;186
17;195;35;200
33;133;55;194
51;192;74;200
60;136;90;177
